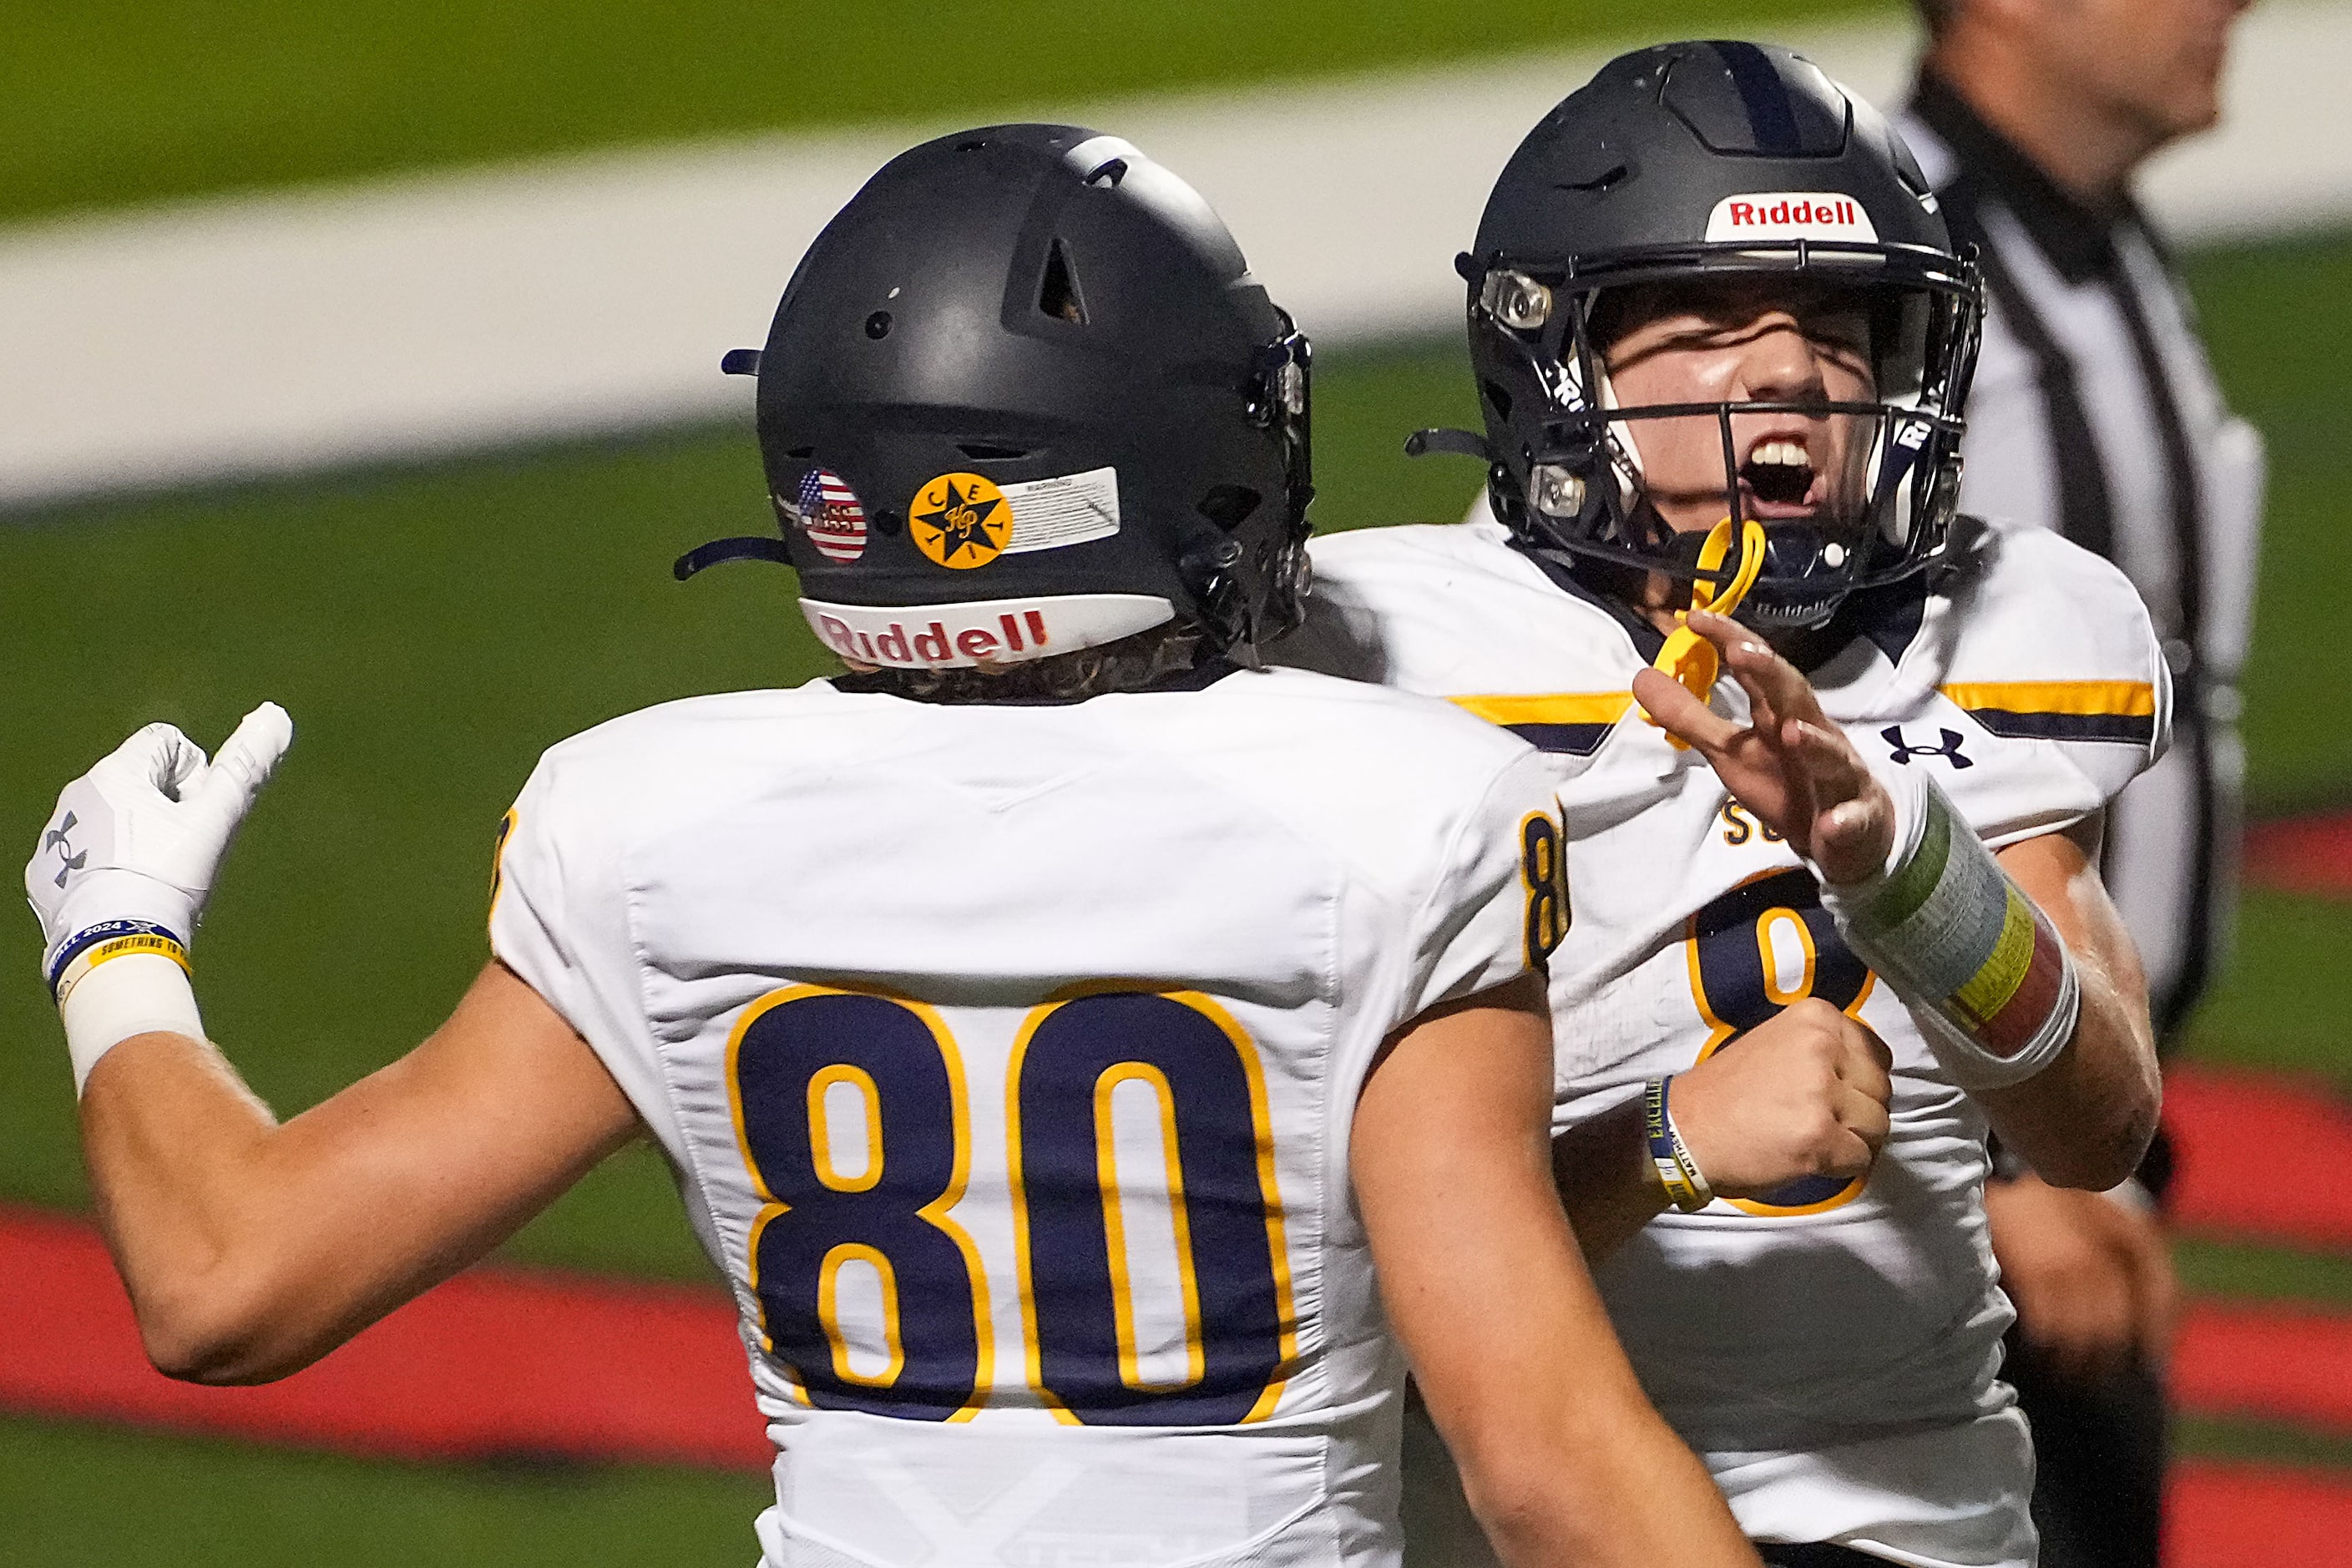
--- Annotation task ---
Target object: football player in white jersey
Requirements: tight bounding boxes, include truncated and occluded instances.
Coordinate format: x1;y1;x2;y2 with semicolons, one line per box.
24;126;1764;1567
1283;45;2162;1568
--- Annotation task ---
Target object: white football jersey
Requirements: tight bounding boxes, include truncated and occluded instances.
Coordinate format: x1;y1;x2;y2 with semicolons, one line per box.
488;665;1565;1568
1287;508;2168;1566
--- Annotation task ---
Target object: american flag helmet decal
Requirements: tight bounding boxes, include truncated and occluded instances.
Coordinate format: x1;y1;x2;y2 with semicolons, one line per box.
796;468;868;564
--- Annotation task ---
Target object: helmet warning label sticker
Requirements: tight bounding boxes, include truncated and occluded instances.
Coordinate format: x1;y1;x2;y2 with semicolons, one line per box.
791;468;869;564
912;473;1014;569
913;467;1121;569
1704;194;1879;244
1000;467;1121;554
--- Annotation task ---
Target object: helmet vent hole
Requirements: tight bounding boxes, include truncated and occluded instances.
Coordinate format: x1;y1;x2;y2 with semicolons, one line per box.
1481;380;1514;421
1085;157;1128;188
957;139;988;152
1039;239;1087;325
864;311;892;339
785;445;815;459
872;508;903;537
1555;162;1628;193
1196;486;1262;532
957;442;1029;460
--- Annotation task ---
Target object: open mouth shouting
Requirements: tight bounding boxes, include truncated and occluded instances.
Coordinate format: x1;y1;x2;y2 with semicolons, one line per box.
1738;437;1820;517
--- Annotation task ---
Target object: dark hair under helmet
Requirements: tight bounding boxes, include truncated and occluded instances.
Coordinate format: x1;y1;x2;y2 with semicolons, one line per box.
1449;41;1982;630
677;124;1313;671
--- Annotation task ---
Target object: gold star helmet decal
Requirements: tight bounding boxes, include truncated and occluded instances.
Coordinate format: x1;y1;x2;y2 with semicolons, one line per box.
911;473;1013;569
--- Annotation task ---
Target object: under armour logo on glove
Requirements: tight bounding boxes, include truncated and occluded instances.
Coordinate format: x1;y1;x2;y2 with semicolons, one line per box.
1882;726;1974;769
25;703;295;979
42;813;87;888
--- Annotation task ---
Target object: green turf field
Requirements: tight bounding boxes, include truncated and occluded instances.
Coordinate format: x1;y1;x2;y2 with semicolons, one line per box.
3;226;2346;1560
0;1414;771;1567
0;0;1896;225
2190;229;2352;815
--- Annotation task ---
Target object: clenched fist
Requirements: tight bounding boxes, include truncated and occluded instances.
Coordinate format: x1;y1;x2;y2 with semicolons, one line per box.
1669;999;1894;1199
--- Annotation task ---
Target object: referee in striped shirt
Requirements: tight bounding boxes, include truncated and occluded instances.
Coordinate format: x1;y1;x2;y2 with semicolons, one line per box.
1898;2;2261;1564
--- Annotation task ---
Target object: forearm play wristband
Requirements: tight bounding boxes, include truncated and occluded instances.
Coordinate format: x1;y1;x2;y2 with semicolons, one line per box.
1816;767;2079;1092
45;919;204;1095
1644;1075;1715;1213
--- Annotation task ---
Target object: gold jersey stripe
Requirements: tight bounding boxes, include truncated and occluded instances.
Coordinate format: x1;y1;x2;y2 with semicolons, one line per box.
1940;680;2156;717
1449;692;1634;726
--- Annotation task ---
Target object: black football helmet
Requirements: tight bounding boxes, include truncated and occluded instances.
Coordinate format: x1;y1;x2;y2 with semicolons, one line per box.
678;124;1313;670
1448;41;1982;630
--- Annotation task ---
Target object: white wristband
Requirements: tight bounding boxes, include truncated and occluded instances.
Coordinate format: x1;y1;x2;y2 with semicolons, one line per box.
58;952;205;1095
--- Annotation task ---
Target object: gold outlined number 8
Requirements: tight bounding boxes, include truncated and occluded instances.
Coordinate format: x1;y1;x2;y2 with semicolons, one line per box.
1520;811;1571;966
1685;867;1876;1216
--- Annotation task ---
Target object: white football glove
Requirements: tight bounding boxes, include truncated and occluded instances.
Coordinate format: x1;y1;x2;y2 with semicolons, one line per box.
26;704;292;1036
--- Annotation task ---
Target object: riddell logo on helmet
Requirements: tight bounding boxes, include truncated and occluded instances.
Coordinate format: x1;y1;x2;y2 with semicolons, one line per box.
797;594;1174;670
1704;194;1879;244
817;609;1050;665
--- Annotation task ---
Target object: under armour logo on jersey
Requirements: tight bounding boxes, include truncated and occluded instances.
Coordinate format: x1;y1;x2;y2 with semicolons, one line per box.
43;812;88;888
1882;726;1974;770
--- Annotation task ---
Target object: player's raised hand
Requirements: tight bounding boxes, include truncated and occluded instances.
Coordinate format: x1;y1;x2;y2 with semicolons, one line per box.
1631;610;1893;885
26;704;295;972
1667;999;1894;1197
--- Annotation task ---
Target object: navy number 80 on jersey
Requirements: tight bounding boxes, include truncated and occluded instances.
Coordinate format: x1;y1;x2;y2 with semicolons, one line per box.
728;984;1297;1426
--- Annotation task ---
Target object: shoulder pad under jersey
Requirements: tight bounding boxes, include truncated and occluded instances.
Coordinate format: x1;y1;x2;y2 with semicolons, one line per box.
1930;524;2172;802
1287;521;1639;695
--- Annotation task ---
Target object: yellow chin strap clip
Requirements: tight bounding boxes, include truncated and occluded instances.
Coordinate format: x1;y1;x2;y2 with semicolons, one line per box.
1641;516;1766;746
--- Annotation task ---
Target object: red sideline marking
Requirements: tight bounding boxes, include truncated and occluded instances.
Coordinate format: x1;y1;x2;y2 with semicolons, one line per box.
0;1204;769;1470
2243;812;2352;899
2167;1064;2352;1248
2174;1299;2352;1432
2168;1462;2352;1567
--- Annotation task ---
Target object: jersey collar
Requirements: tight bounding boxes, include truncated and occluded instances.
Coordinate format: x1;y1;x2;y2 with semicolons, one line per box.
829;656;1243;706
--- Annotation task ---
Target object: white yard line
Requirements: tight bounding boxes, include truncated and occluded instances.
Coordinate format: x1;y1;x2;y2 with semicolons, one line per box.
3;5;2347;509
